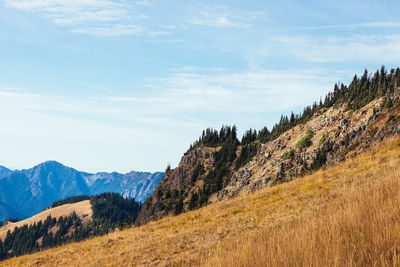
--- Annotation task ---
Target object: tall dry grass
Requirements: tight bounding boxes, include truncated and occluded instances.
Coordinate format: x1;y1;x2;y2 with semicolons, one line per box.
204;144;400;266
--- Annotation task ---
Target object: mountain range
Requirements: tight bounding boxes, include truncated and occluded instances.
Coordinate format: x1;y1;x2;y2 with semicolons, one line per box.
0;161;163;221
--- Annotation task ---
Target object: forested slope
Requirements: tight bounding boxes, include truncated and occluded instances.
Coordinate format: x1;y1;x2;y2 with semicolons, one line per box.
0;193;141;261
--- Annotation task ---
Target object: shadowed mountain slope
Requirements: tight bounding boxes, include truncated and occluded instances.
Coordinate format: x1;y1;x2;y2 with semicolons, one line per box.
0;161;163;221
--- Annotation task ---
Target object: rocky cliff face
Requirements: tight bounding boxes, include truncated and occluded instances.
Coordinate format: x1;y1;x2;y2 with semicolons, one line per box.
136;146;218;224
138;87;400;225
216;96;399;202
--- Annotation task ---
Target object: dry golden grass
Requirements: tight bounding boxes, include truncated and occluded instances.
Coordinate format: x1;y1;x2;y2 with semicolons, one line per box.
2;138;400;266
203;146;400;266
0;200;92;240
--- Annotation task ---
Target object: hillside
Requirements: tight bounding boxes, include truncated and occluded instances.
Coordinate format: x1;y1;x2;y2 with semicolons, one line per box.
2;136;400;266
0;161;163;221
138;67;400;224
0;193;141;261
0;200;92;241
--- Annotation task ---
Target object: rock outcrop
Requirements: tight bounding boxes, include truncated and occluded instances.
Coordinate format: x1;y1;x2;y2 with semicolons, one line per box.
136;146;218;224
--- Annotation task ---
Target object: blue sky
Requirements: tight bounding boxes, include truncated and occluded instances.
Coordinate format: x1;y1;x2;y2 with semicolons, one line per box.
0;0;400;173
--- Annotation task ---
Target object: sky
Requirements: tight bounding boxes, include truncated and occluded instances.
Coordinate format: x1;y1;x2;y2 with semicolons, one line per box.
0;0;400;173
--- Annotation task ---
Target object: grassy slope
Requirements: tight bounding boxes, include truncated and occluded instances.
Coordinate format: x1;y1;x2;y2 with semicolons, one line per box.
0;200;92;241
2;138;400;266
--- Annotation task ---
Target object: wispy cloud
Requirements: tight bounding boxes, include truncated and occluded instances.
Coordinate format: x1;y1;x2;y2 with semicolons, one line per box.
187;5;260;28
146;39;183;43
301;21;400;30
4;0;133;25
75;81;117;93
271;34;400;63
71;24;143;37
0;91;41;98
3;0;145;36
136;0;154;7
107;68;338;114
0;69;335;129
0;86;27;91
2;1;263;36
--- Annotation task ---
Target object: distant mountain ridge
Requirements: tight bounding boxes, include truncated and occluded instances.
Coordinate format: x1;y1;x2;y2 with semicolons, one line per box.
0;161;163;221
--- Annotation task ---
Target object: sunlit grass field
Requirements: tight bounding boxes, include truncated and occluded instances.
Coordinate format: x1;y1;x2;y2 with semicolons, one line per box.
3;137;400;266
